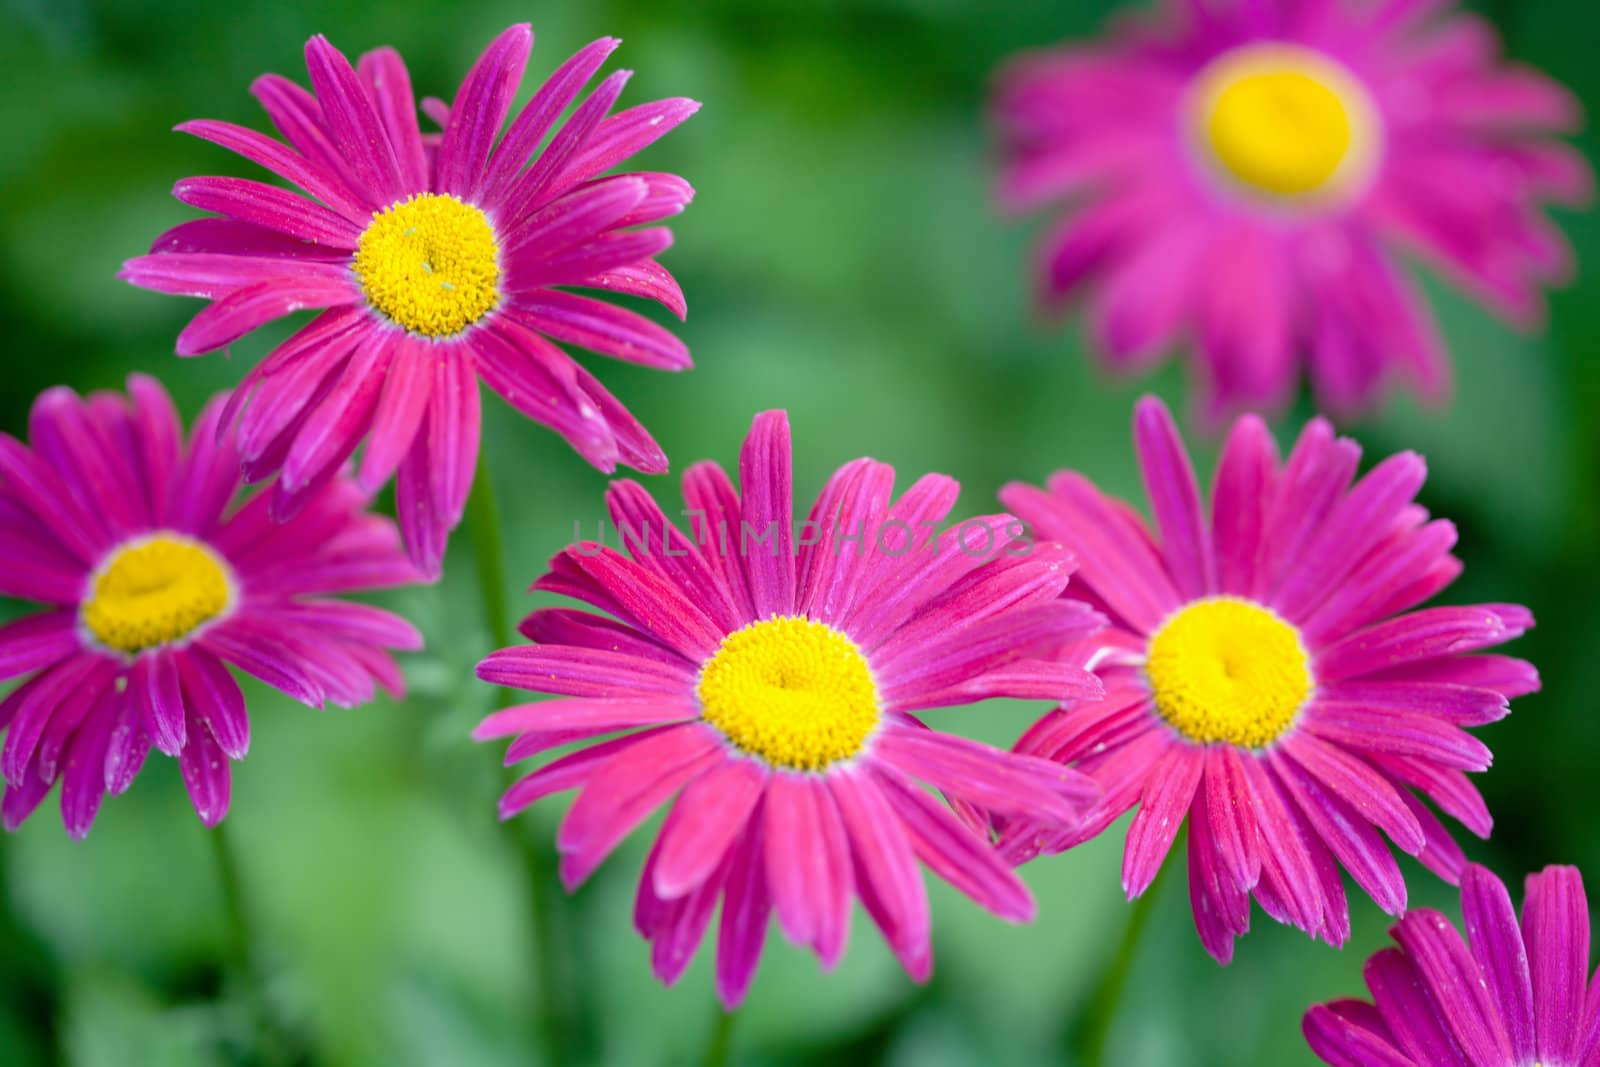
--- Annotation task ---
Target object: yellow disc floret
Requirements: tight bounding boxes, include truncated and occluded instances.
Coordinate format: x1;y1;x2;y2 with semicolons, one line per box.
697;616;880;771
353;193;500;337
1146;597;1312;748
81;534;233;654
1191;44;1377;202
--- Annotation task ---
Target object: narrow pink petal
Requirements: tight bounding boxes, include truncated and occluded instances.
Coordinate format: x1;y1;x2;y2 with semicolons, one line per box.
1317;605;1533;682
1275;752;1407;917
605;479;743;634
681;461;757;623
176;118;366;221
715;811;771;1010
1302;1002;1415;1067
476;643;697;700
179;704;232;827
738;411;796;619
281;331;392;493
1280;733;1426;854
652;758;766;899
1304;701;1493;773
1000;476;1179;633
1133;396;1214;599
59;688;119;840
359;335;435;492
1211;413;1277;597
874;766;1034;922
1187;795;1250;965
0;612;80;682
176;648;250;760
875;725;1094;828
1238;754;1324;937
480;37;621;205
176;276;361;356
497;729;663;818
508;291;691;370
830;768;931;981
1204;745;1261;892
1122;742;1202;898
1393;908;1514;1064
499;70;632;223
762;773;854;967
544;98;702;198
1461;864;1536;1063
133;650;187;758
1272;452;1429;623
425;348;480;528
1525;865;1591;1065
172;176;362;247
555;724;722;888
437;24;532;199
302;35;405;205
356;46;428;191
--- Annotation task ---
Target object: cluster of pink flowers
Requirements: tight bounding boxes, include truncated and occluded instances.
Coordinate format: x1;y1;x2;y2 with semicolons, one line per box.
2;2;1594;1060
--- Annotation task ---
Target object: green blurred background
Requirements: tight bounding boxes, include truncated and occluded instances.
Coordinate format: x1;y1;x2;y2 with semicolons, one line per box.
0;0;1595;1063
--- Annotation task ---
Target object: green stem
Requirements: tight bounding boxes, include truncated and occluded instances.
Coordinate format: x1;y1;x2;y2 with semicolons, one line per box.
209;822;294;1064
1067;837;1180;1067
465;454;567;1062
702;1007;736;1067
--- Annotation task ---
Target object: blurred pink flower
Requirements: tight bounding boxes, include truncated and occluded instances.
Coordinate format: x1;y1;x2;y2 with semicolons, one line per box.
993;0;1591;417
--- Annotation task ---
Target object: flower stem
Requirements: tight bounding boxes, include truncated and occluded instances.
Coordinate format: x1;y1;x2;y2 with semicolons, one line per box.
209;821;294;1064
464;454;567;1062
702;1007;736;1067
1066;836;1180;1066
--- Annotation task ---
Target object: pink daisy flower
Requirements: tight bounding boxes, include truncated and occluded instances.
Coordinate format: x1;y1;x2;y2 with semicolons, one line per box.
993;0;1591;417
1305;863;1598;1067
121;25;699;576
472;411;1105;1007
1000;396;1538;961
0;376;421;837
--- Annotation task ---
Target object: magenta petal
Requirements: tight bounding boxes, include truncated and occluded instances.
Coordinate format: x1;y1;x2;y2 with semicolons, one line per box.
1461;864;1536;1063
1122;742;1202;899
302;34;406;205
714;811;771;1010
1524;865;1591;1065
651;758;766;899
1133;396;1214;600
875;766;1034;922
555;724;721;889
1302;1002;1414;1067
175;119;366;221
175;649;250;760
829;768;931;982
359;335;434;492
179;706;232;828
436;24;532;199
176;276;361;356
480;37;621;205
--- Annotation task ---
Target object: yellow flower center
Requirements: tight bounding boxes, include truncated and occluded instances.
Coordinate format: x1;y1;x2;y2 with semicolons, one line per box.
81;534;233;654
353;193;500;337
1191;44;1377;203
697;616;879;771
1146;597;1311;748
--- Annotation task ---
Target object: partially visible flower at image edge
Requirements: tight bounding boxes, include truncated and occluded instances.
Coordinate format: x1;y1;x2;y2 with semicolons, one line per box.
1305;863;1598;1067
122;24;699;576
473;410;1106;1007
992;0;1592;417
1001;396;1538;961
0;375;421;836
